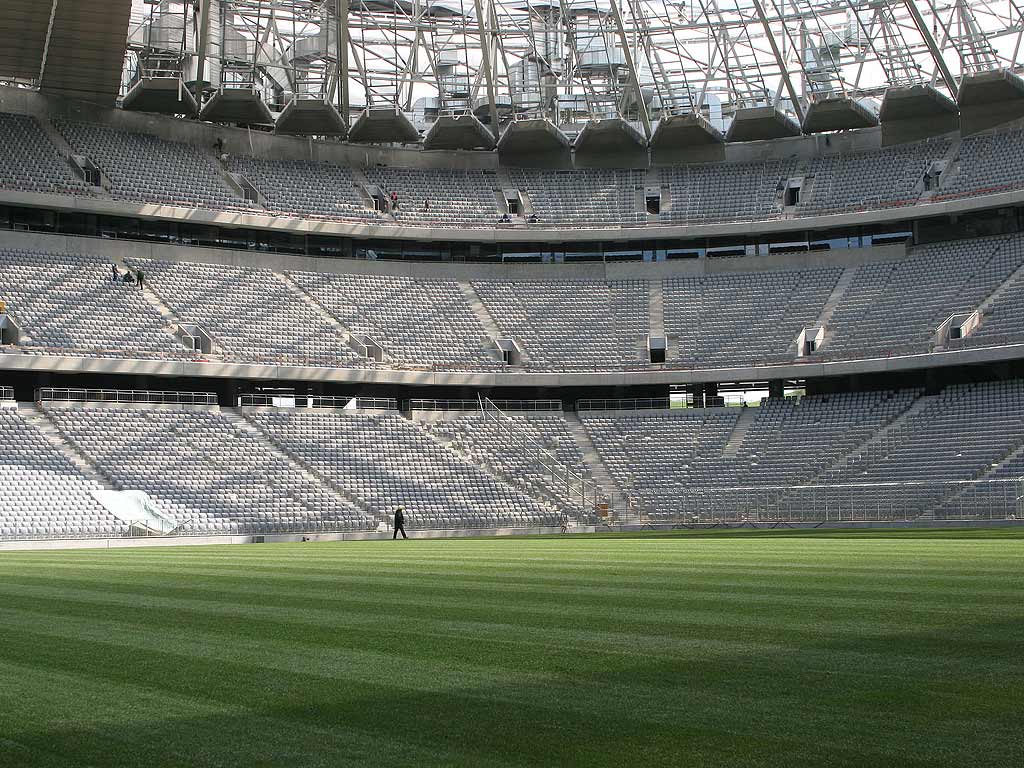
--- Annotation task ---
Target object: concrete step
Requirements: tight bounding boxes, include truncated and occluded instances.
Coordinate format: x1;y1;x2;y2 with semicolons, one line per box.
458;281;509;362
649;280;665;339
564;412;631;516
814;266;858;350
21;404;118;490
722;407;758;457
272;270;362;353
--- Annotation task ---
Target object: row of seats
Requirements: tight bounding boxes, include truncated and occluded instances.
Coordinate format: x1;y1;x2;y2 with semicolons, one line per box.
3;233;1024;369
4;380;1023;539
3;113;1024;228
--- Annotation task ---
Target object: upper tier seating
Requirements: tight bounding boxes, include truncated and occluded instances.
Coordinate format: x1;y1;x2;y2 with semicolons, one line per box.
661;159;797;223
508;168;646;227
54;120;251;211
364;166;500;226
44;405;373;534
0;113;95;197
227;155;382;221
797;139;950;215
3;111;1024;228
0;407;121;539
940;128;1024;200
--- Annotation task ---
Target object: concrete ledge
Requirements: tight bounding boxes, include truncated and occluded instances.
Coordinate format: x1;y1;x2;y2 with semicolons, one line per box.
274;99;348;137
611;518;1024;532
122;77;198;116
423;114;495;151
802;97;879;134
497;119;572;168
348;107;421;145
880;85;959;143
200;88;274;126
573;118;648;168
958;69;1024;135
727;107;802;142
3;339;1023;388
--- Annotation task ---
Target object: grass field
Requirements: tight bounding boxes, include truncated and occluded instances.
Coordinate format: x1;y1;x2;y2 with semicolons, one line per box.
0;529;1022;767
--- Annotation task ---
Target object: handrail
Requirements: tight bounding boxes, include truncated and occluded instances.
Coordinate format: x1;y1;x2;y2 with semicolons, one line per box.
478;395;605;517
0;386;13;401
36;388;217;405
410;398;561;412
577;397;671;411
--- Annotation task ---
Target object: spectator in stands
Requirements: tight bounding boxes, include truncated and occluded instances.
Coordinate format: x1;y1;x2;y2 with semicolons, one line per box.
390;191;399;211
393;506;408;539
423;199;430;213
111;264;119;282
136;269;144;290
122;271;135;285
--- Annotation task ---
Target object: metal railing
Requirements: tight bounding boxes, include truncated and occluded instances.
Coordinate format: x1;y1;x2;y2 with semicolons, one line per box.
238;394;397;410
479;395;606;518
577;397;671;412
36;388;217;405
411;398;562;412
643;478;1024;524
0;386;13;401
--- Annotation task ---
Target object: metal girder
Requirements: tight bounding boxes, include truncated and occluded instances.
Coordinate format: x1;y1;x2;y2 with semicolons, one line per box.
751;0;804;124
904;0;960;97
473;0;500;132
608;0;651;138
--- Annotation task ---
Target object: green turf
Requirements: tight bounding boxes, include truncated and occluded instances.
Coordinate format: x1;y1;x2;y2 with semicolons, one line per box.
0;529;1022;767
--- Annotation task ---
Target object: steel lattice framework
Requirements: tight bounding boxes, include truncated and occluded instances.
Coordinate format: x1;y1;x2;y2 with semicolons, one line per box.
122;0;1024;135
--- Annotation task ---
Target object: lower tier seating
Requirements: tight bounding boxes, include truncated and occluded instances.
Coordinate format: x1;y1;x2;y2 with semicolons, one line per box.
2;379;1024;540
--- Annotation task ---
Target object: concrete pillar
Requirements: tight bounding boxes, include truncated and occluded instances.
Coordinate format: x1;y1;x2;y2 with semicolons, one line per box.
768;380;785;399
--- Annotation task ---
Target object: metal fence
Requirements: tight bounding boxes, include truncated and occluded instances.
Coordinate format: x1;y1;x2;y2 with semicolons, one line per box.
644;479;1024;524
577;397;671;412
237;394;397;410
36;388;217;405
0;386;13;401
410;398;562;412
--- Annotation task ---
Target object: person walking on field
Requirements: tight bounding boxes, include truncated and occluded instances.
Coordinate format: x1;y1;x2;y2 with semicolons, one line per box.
393;506;408;539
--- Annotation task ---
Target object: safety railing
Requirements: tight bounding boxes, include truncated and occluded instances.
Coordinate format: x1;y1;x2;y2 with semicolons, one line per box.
0;386;13;401
410;398;562;412
238;394;397;410
36;388;217;405
479;395;608;519
577;397;671;411
646;478;1024;525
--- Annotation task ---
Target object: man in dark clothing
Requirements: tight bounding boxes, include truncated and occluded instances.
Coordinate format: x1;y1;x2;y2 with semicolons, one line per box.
393;506;408;539
111;264;119;282
136;269;144;290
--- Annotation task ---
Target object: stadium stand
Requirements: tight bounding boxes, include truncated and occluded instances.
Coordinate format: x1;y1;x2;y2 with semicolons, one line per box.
940;128;1024;200
508;168;646;226
661;159;797;223
364;166;501;226
0;407;121;538
246;409;563;528
123;257;365;367
226;155;382;221
0;113;95;197
663;267;842;367
43;404;374;534
53;120;251;211
0;249;183;358
287;271;499;368
796;139;949;215
471;279;649;369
